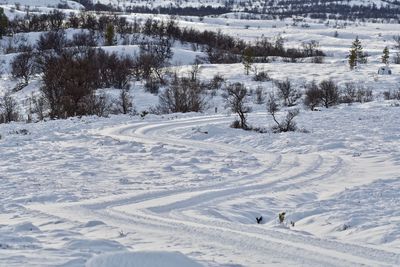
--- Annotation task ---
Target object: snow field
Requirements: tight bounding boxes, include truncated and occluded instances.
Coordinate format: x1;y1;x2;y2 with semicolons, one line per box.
0;100;399;266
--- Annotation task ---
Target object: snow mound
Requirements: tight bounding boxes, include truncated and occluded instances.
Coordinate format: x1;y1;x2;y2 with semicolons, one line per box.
85;251;203;267
66;239;124;253
12;222;40;232
82;220;106;228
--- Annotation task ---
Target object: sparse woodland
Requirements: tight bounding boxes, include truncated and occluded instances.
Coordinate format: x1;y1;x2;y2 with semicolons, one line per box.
0;5;399;133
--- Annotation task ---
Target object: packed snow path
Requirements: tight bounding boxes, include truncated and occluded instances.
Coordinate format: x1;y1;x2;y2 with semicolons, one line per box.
0;109;399;266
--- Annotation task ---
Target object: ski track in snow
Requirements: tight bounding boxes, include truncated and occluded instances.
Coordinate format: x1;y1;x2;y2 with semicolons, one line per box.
0;112;394;266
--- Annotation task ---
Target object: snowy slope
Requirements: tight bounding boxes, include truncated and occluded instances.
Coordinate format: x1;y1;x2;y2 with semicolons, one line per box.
0;0;83;9
2;0;398;14
0;101;399;266
94;0;397;8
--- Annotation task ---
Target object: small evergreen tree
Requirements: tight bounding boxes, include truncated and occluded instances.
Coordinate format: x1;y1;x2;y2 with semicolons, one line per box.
382;46;390;65
242;47;254;75
105;24;116;46
348;37;368;70
348;47;357;70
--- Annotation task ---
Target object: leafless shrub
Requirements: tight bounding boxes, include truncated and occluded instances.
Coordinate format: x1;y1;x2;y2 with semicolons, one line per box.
356;87;373;103
225;82;251;130
341;82;357;103
0;92;20;123
118;90;133;114
189;60;201;81
207;74;225;91
341;82;373;103
41;51;98;118
393;53;400;64
137;38;173;84
4;34;29;54
202;74;224;97
28;94;47;121
144;77;161;94
41;49;134;118
319;79;339;108
11;49;36;87
90;93;111;117
254;86;265;104
383;89;400;100
70;31;96;52
275;79;301;106
253;69;271;82
304;80;322;110
37;30;67;54
311;56;324;63
158;75;206;113
267;93;299;133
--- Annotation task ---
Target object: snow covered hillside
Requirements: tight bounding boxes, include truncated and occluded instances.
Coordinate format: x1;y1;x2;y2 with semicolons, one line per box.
2;0;400;20
0;1;400;266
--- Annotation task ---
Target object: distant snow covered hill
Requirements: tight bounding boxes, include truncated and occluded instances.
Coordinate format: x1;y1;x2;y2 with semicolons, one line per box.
0;0;83;9
91;0;400;20
2;0;399;20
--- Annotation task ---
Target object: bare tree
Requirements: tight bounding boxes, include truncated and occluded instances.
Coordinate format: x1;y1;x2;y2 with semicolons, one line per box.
118;89;133;114
144;76;161;94
158;75;206;113
225;82;251;130
319;79;339;108
253;69;271;82
48;10;65;30
383;89;400;100
189;59;201;81
137;38;173;84
0;92;20;123
208;74;225;90
393;35;400;64
275;79;301;106
70;31;96;53
11;49;35;88
41;50;98;118
41;48;135;118
31;94;47;120
267;93;299;132
304;80;322;110
86;93;111;117
356;87;373;103
301;40;321;57
37;30;67;55
341;82;357;103
254;86;265;104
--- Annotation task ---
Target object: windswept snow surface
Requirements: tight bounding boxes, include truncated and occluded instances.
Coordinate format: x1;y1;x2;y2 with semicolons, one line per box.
86;251;203;267
0;102;400;266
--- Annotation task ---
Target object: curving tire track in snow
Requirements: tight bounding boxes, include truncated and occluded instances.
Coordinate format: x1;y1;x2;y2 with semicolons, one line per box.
27;114;400;266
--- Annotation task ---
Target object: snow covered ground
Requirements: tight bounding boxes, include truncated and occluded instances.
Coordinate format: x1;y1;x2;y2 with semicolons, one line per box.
0;100;399;266
1;2;400;266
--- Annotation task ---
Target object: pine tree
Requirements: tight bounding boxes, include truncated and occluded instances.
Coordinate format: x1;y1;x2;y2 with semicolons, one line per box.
348;47;357;70
105;24;116;46
242;47;254;75
355;37;367;64
0;8;8;39
348;36;367;70
382;46;390;65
